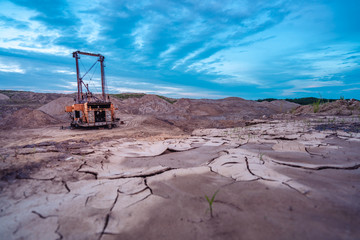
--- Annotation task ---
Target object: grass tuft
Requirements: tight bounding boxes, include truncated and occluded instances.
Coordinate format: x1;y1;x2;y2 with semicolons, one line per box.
205;190;219;218
312;98;322;113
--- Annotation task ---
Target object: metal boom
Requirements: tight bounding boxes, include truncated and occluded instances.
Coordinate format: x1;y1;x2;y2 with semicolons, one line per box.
72;50;106;103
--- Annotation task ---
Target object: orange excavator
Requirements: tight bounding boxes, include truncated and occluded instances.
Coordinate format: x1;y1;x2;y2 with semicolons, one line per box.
65;51;119;128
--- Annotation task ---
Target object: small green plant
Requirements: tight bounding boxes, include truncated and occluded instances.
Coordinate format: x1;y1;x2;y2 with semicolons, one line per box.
340;96;345;100
205;190;219;218
313;99;321;113
312;94;324;113
258;153;265;164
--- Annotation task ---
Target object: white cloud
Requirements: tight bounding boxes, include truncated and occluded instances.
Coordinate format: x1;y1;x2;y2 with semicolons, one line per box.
159;45;177;59
181;1;338;88
54;69;76;75
292;44;360;78
281;88;313;96
68;1;103;44
108;86;152;94
55;80;103;94
0;62;25;73
343;88;360;92
106;75;226;98
281;79;345;96
78;18;101;44
187;48;261;85
54;81;78;90
288;80;344;89
109;85;225;98
131;24;151;50
0;1;37;22
0;1;72;56
242;10;271;29
172;47;206;70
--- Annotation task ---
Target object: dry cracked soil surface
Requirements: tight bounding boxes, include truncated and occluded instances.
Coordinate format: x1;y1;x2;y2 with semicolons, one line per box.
0;115;360;240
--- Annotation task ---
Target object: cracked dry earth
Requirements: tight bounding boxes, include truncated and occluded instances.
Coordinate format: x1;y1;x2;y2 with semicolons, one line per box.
1;116;360;240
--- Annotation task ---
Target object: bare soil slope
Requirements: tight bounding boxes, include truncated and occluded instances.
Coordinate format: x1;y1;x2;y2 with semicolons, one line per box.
0;93;10;101
0;108;59;129
294;99;360;115
0;90;73;120
112;95;300;131
38;97;75;122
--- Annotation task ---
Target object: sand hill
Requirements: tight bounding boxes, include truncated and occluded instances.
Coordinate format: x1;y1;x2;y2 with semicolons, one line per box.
294;99;360;115
0;93;10;101
0;108;59;129
38;97;75;122
111;95;300;131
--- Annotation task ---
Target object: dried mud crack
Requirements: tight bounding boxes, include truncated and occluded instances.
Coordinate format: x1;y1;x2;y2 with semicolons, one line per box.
272;160;360;171
1;116;360;240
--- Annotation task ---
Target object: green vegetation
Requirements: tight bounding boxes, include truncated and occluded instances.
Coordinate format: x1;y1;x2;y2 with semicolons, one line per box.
156;95;177;104
312;98;322;113
257;97;340;105
0;90;27;97
258;97;359;105
205;190;219;218
110;93;177;103
110;93;146;99
257;98;277;102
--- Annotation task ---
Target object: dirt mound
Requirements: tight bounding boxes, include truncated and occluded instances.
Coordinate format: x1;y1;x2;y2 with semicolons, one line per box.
1;90;70;105
112;95;300;131
120;114;184;135
136;95;175;114
0;108;59;129
0;93;10;101
171;98;299;118
114;95;175;114
293;105;313;115
170;99;298;131
259;100;299;113
38;97;74;122
294;100;360;115
0;91;75;121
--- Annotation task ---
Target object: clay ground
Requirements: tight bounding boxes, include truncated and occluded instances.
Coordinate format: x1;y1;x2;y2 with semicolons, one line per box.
0;115;360;240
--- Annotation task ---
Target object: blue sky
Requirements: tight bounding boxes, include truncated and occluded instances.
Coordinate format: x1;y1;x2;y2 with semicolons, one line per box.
0;0;359;99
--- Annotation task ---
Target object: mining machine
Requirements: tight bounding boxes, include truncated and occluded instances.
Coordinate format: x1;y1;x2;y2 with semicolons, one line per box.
65;51;118;128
